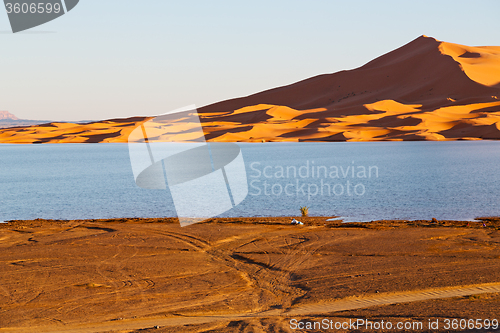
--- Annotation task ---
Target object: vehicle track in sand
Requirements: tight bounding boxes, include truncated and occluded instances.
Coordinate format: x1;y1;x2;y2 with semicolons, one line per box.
3;282;499;333
130;224;316;312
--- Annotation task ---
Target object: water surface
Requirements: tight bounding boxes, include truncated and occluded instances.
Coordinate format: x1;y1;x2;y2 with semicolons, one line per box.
1;141;499;222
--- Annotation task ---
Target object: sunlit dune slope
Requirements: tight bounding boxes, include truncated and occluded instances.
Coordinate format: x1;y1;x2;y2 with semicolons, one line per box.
1;36;499;143
183;101;500;142
0;117;150;144
439;41;500;87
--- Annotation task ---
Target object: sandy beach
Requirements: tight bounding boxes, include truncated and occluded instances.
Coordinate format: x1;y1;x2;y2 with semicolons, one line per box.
1;217;499;332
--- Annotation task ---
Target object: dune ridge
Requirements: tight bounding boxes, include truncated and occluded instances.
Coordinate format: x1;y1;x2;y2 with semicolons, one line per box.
1;36;499;143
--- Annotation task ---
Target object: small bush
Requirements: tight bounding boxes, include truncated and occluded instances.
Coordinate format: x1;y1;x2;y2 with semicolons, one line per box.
300;206;309;217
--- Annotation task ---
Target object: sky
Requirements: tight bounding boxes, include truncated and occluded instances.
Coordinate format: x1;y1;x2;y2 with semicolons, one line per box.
1;0;499;121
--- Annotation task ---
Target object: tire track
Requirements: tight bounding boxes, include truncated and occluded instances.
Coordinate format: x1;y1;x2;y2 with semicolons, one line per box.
285;282;500;316
6;282;500;333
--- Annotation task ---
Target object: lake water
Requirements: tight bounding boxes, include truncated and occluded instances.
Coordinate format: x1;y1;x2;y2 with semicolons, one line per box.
1;141;499;222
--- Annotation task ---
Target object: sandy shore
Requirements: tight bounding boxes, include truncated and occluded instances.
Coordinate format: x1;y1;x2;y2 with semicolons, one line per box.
0;217;499;332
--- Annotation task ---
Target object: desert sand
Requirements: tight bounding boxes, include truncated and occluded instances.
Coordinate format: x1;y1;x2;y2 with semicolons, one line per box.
0;117;151;144
1;217;499;332
1;36;500;144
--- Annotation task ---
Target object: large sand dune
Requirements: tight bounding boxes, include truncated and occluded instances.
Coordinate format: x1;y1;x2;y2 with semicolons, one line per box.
197;36;500;142
1;36;500;143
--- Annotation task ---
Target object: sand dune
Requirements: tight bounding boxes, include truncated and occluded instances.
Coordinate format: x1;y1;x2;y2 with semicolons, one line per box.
1;36;499;143
196;36;500;142
0;117;150;144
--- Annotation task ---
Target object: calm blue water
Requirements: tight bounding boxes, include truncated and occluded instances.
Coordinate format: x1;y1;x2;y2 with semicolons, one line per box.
1;141;499;222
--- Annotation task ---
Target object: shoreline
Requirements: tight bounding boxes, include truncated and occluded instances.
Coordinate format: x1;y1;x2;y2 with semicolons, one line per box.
2;215;499;228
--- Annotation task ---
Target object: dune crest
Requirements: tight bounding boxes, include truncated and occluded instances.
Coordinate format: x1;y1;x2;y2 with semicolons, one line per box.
439;41;500;86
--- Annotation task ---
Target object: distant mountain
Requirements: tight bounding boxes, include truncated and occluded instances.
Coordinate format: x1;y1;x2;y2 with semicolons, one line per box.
0;35;499;143
0;111;19;120
0;111;54;129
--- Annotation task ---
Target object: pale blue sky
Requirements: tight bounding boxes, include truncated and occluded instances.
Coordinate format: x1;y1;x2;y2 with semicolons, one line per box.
1;0;499;121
